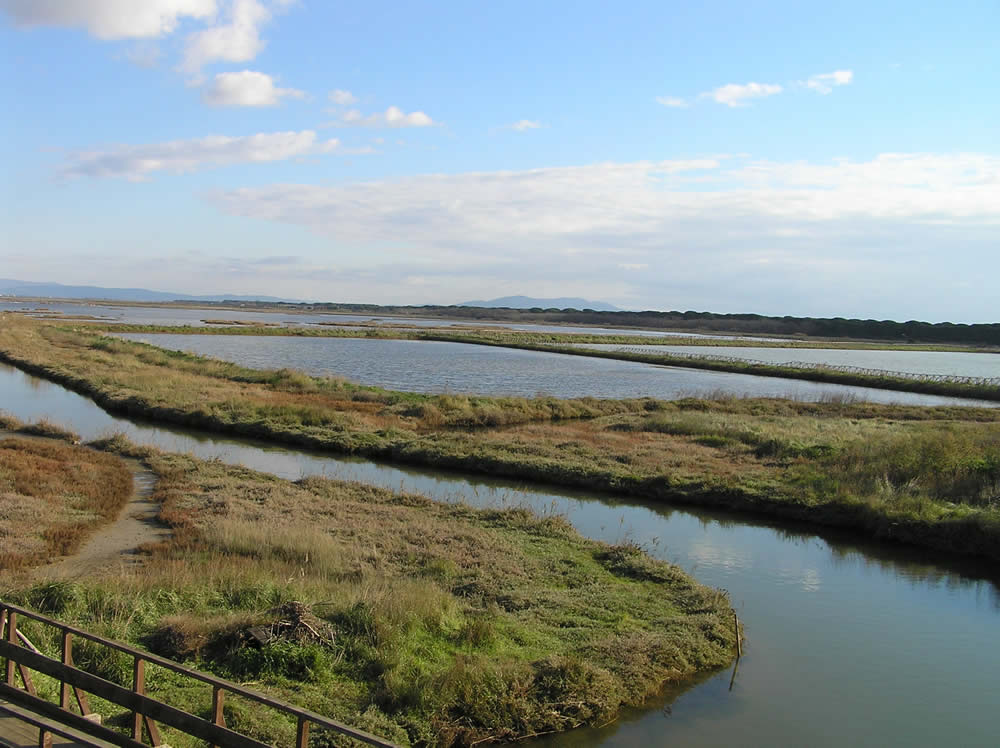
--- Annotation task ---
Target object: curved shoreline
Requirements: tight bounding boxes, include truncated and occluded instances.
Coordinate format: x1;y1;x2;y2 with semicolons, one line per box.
93;323;1000;402
1;342;998;564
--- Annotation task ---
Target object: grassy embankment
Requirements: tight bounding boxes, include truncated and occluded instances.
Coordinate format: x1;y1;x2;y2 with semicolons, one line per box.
96;322;1000;402
102;320;998;351
432;336;1000;403
0;427;131;570
1;315;999;560
1;433;735;746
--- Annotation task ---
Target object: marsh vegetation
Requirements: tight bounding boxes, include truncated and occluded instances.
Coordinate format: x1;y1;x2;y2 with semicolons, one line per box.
1;434;735;746
2;316;998;560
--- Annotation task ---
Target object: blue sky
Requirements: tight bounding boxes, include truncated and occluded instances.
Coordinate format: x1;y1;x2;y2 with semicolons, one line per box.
1;1;997;321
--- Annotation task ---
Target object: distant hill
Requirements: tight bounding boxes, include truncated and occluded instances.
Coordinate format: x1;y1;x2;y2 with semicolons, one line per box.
0;279;297;304
459;295;621;312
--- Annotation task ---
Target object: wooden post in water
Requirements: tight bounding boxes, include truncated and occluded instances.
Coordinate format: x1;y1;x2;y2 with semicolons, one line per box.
733;610;742;659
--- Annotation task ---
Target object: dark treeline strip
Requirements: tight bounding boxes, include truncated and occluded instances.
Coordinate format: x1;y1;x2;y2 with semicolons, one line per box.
161;300;1000;346
98;323;993;353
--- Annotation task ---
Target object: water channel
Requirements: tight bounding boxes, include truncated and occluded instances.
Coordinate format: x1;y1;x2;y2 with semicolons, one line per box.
115;334;996;407
570;343;1000;379
1;361;998;747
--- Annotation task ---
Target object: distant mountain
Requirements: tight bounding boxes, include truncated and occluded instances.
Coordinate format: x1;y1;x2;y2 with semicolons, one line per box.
0;279;297;304
459;295;621;312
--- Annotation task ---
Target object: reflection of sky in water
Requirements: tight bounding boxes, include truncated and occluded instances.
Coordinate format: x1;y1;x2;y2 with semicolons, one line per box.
117;334;995;407
2;362;1000;747
573;343;1000;379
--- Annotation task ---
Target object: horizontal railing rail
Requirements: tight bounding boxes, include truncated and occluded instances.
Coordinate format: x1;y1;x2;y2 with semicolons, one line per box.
1;600;400;748
0;698;117;747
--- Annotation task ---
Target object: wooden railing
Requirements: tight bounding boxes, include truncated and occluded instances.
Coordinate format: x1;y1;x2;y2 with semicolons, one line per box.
0;601;400;747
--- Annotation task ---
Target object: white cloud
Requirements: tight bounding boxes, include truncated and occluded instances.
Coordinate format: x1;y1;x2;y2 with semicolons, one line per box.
508;119;541;131
124;42;162;68
703;82;783;107
329;89;358;106
656;96;688;108
180;0;272;72
62;130;343;180
205;153;1000;317
0;0;217;39
340;106;435;128
802;70;854;94
202;70;304;107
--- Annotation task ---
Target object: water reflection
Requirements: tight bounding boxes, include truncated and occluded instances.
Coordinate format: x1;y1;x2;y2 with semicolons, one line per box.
573;343;1000;378
1;361;998;747
116;334;995;407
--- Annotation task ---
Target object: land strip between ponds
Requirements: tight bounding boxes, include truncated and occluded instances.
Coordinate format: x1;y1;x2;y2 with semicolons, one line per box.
94;324;1000;402
2;318;999;562
417;335;1000;403
2;354;999;747
0;430;738;746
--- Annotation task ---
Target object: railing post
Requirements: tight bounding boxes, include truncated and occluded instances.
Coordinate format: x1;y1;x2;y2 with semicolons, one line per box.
210;686;226;748
132;656;145;742
0;608;8;686
60;630;72;709
5;610;16;687
296;715;310;748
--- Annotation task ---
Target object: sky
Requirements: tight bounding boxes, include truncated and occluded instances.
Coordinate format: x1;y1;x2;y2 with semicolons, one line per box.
1;1;998;322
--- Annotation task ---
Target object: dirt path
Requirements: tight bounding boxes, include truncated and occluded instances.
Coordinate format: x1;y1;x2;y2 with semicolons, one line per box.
39;461;171;580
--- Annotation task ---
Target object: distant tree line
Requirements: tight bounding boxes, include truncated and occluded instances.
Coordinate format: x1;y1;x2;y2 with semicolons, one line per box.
209;301;1000;346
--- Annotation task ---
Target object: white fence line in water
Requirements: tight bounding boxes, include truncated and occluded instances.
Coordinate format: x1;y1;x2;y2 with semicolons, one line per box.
604;348;1000;387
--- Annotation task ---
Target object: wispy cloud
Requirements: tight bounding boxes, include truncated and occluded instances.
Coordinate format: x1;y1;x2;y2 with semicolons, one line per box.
202;70;304;107
180;0;275;73
703;82;783;107
207;153;1000;316
507;119;542;131
329;89;358;106
801;70;854;94
339;106;435;128
62;130;344;180
123;42;163;68
676;69;853;109
0;0;217;39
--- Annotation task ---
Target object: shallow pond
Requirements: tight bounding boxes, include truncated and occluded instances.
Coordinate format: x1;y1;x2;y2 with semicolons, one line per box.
572;343;1000;379
117;333;996;407
1;362;998;747
0;300;780;340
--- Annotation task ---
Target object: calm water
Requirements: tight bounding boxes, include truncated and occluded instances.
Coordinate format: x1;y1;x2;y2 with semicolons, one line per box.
0;300;778;340
117;333;996;407
1;362;998;747
572;343;1000;379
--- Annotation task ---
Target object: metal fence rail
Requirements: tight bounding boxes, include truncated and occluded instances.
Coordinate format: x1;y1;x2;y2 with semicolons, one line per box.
1;601;400;748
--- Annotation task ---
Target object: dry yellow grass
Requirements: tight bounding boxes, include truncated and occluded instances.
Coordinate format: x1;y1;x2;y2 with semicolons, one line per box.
0;437;133;569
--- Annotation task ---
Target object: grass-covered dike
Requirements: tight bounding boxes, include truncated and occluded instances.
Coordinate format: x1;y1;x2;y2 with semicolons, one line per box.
1;315;999;562
1;434;736;746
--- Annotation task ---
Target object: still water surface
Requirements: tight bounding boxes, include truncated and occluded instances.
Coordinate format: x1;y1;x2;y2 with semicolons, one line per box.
0;300;778;340
116;334;995;407
572;343;1000;379
1;362;997;747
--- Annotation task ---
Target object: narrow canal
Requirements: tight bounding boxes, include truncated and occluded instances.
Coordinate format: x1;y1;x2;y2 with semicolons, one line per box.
1;362;997;747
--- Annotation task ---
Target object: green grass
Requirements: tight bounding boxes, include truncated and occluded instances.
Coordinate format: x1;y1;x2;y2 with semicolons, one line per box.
2;315;999;561
2;444;736;746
